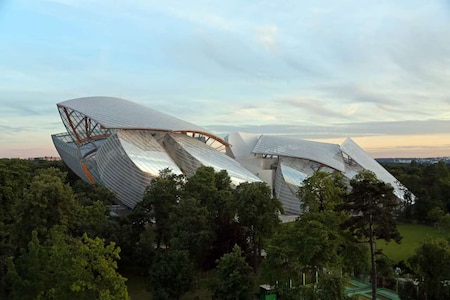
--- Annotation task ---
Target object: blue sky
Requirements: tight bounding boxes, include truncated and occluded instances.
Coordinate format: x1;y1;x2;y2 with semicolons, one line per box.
1;0;449;158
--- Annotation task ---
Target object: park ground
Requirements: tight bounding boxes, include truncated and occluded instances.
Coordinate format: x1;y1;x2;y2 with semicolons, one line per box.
126;222;447;299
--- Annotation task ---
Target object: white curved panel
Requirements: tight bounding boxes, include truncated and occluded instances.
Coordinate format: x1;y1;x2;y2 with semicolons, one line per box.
274;165;301;215
252;135;345;172
52;133;90;183
58;97;207;132
225;132;261;158
118;130;182;177
165;133;261;185
341;138;410;200
96;133;155;208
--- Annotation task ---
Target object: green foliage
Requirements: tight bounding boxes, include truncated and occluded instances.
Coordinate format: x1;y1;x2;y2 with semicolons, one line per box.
72;180;118;205
234;182;283;269
170;197;215;266
427;206;445;223
0;159;31;296
212;245;254;300
316;272;347;300
14;167;78;247
439;213;450;235
263;212;366;297
298;171;346;213
73;200;109;237
342;170;401;300
408;237;450;300
137;169;183;249
382;160;450;221
148;249;194;300
344;170;401;244
7;226;129;300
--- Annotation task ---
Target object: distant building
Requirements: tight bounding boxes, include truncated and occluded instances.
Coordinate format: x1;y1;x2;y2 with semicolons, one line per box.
52;97;413;214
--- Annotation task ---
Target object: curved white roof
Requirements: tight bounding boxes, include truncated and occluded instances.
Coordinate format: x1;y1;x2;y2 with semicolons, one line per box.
168;133;262;185
58;96;208;133
252;135;345;172
225;132;261;159
340;137;407;199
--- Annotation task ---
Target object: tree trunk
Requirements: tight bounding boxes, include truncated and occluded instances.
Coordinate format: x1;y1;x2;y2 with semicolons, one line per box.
369;213;377;300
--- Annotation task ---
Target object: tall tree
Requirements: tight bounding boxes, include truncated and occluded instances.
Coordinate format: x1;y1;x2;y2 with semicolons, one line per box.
212;245;254;300
263;212;366;298
183;167;244;267
136;169;183;249
342;170;401;300
408;237;450;300
170;197;215;267
7;226;129;300
234;182;283;269
298;171;346;213
148;249;194;300
14;167;78;248
0;159;30;296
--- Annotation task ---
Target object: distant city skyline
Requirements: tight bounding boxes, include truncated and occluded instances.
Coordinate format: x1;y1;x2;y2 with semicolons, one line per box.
1;0;449;158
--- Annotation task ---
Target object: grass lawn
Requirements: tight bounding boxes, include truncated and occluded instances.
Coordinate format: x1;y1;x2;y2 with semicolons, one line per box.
377;223;448;263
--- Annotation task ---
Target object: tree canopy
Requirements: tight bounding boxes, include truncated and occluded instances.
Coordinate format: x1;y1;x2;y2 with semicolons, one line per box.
212;245;254;300
342;170;401;300
7;226;129;300
408;237;450;300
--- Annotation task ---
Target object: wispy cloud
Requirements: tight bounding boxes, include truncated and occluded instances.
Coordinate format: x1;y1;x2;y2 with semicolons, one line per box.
1;0;450;158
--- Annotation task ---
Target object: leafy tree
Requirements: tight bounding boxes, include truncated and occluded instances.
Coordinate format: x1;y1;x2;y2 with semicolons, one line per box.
263;212;365;298
72;180;118;206
234;182;283;269
14;167;78;248
298;171;346;213
183;167;246;267
408;237;450;300
103;214;154;272
7;226;129;300
148;249;194;300
71;200;110;239
0;159;30;296
427;206;445;224
136;169;183;249
439;213;450;236
170;197;215;267
342;170;401;300
316;271;348;300
212;245;254;300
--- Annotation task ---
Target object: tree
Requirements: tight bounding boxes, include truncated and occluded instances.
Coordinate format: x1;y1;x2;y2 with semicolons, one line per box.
316;271;348;300
71;200;110;239
136;169;183;249
342;170;401;300
14;167;78;248
0;159;30;297
7;226;129;300
427;206;445;224
148;249;194;300
234;182;283;269
71;179;117;206
298;171;346;213
262;212;366;299
408;237;450;300
170;197;215;267
212;245;254;300
183;166;246;267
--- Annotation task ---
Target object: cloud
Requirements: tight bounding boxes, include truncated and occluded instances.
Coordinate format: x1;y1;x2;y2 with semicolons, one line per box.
255;25;278;52
205;119;450;139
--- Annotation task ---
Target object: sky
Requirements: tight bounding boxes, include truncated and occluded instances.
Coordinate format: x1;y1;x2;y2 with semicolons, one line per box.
1;0;449;159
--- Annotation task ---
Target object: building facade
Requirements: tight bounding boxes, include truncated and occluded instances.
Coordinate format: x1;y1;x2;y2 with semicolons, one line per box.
53;96;412;214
